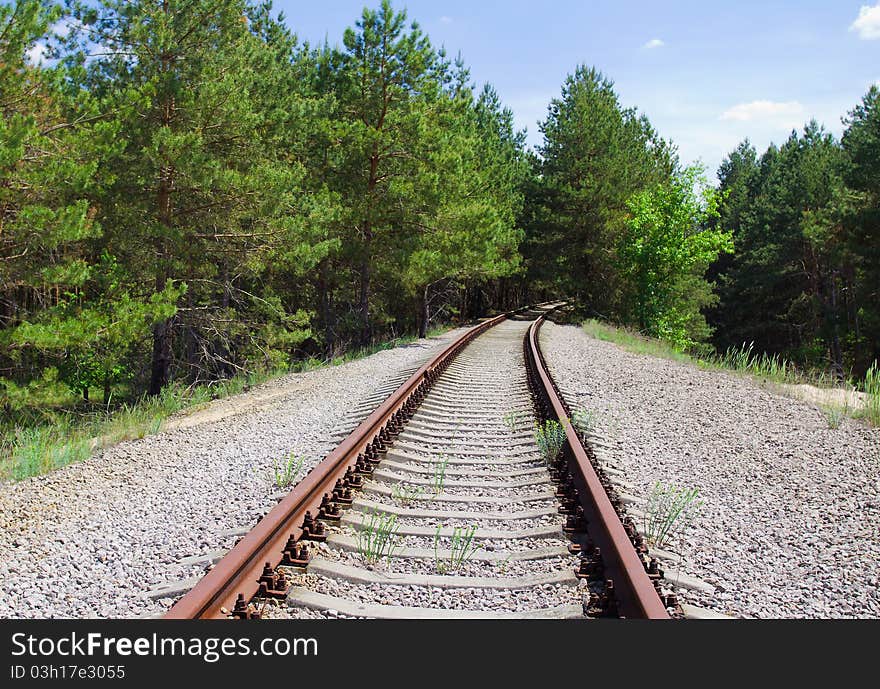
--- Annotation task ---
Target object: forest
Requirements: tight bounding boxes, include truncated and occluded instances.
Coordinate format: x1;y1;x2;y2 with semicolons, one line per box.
2;0;879;471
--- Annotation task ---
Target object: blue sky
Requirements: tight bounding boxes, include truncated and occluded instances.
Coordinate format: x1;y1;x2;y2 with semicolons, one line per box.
274;1;880;179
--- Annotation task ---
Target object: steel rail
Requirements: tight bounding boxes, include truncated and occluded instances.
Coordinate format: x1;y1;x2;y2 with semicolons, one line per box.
165;312;509;619
526;313;670;619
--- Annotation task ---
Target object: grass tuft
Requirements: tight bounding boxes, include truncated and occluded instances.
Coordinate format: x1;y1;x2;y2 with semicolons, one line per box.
571;408;597;436
391;481;425;506
643;481;703;549
431;455;450;495
502;409;527;433
356;510;403;565
269;452;306;490
433;523;481;574
824;404;847;430
863;362;880;427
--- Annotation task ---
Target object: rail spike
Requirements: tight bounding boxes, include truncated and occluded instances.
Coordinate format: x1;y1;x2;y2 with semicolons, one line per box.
230;593;260;620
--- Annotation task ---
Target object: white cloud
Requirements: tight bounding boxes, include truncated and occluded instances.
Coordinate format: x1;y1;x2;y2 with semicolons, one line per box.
440;16;453;24
851;4;880;39
720;100;805;127
51;17;81;39
25;42;49;65
642;38;665;49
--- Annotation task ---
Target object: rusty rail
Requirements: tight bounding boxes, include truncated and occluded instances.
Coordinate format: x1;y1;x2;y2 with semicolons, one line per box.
525;313;670;619
165;313;509;619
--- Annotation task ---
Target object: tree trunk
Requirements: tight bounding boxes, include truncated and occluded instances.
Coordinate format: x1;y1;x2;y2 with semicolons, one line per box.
359;227;372;347
149;317;172;395
103;378;112;406
319;261;336;359
149;39;175;396
418;284;429;339
827;271;844;381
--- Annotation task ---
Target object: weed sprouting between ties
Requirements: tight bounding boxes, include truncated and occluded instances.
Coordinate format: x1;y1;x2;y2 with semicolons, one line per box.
534;419;567;464
391;481;425;506
431;454;450;494
433;523;481;574
503;409;527;433
571;408;597;436
356;510;403;565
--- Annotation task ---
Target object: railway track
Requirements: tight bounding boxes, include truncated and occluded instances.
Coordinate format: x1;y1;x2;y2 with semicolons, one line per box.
164;306;674;620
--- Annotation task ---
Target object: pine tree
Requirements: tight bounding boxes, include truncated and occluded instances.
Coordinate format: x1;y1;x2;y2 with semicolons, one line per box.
404;81;527;336
79;0;309;393
531;66;676;316
1;1;172;405
842;86;880;370
336;0;440;345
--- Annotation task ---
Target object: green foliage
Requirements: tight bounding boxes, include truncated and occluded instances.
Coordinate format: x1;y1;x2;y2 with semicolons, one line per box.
2;1;526;466
502;409;527;433
714;342;799;383
524;66;676;313
864;363;880;427
391;481;425;506
534;419;567;464
571;408;597;436
619;165;733;350
6;2;880;486
581;319;692;362
0;364;295;480
5;424;92;481
710;115;874;382
824;404;847;430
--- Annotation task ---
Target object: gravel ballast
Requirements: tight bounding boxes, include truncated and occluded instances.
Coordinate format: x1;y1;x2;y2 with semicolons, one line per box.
267;317;590;618
0;328;472;619
541;321;880;619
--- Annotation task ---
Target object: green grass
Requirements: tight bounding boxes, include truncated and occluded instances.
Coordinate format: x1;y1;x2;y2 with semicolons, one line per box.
582;319;693;364
709;342;813;386
581;319;880;427
864;363;880;427
1;325;456;482
502;409;529;434
391;481;425;506
431;455;450;495
356;510;403;565
0;382;225;481
643;481;703;549
433;523;481;574
268;452;306;490
571;407;598;436
823;404;847;429
5;424;93;481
